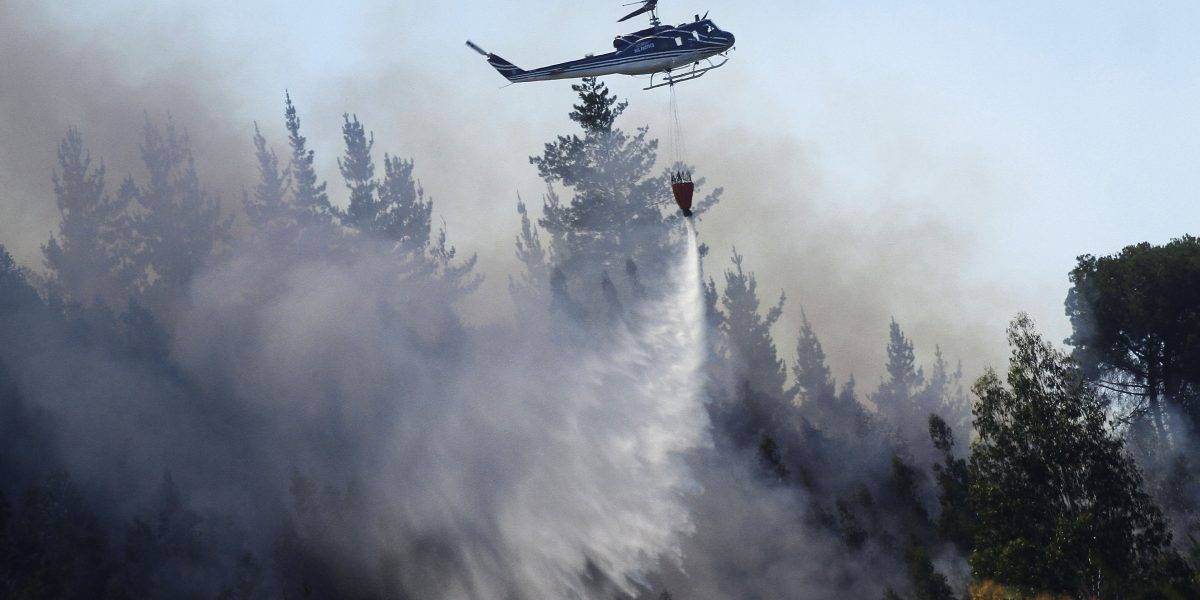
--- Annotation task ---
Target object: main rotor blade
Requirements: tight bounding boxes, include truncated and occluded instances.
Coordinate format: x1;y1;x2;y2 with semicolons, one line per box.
618;0;656;22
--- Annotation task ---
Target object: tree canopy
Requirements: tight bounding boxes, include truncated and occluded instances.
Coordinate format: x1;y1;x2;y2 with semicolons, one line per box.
970;314;1185;597
1066;236;1200;441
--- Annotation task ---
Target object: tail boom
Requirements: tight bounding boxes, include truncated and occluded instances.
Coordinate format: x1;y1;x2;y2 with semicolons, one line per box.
466;40;526;82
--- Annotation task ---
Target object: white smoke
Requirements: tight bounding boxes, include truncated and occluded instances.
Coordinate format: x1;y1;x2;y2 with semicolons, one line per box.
156;225;709;597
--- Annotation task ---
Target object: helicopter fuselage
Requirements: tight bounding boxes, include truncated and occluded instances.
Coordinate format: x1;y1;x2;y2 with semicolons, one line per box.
471;19;733;84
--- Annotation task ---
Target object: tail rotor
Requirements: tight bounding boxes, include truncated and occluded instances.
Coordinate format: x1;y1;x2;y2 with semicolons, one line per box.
465;40;526;82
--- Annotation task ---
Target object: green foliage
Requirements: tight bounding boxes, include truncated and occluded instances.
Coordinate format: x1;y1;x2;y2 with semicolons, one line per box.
1;473;111;598
567;76;628;134
888;455;933;540
530;77;661;258
882;541;956;600
969;314;1180;597
905;541;957;600
526;76;712;304
929;414;973;553
1065;236;1200;436
720;249;787;400
1157;455;1200;546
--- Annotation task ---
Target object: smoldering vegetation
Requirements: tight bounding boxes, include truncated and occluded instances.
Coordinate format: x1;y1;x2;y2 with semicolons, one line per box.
2;59;1200;600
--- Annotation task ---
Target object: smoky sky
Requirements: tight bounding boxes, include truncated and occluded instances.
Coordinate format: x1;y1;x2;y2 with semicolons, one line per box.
0;2;257;248
0;1;1048;391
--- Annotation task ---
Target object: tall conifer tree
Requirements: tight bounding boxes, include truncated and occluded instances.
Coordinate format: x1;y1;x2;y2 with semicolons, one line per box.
283;92;333;229
42;128;134;305
243;121;292;237
128;116;231;308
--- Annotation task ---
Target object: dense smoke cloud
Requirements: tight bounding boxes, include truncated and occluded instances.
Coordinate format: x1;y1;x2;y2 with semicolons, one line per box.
177;227;708;597
0;1;255;265
0;207;717;598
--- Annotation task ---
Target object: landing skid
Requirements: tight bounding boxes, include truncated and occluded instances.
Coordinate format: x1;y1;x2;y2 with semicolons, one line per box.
644;56;729;90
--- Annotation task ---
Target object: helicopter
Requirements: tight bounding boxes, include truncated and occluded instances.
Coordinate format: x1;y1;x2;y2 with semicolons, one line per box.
466;0;735;90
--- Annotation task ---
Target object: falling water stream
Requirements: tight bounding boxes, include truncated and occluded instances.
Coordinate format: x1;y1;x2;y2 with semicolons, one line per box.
557;221;708;595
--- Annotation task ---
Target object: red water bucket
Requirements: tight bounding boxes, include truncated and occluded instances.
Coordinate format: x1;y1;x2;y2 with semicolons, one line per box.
671;181;694;217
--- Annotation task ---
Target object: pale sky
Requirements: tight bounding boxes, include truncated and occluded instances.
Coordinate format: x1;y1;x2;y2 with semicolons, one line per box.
4;0;1199;384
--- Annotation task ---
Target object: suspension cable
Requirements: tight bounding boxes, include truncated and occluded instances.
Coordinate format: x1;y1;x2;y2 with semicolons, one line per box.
668;83;686;172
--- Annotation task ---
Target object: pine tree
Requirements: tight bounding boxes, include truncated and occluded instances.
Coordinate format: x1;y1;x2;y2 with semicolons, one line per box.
243;121;292;237
376;154;433;254
720;249;787;400
328;114;478;294
917;348;971;448
567;76;627;133
792;309;835;403
427;224;480;297
42;128;134;305
509;195;550;313
791;311;873;442
129;116;232;308
529;77;713;311
283;92;334;229
335;113;379;234
1066;236;1200;441
872;320;925;441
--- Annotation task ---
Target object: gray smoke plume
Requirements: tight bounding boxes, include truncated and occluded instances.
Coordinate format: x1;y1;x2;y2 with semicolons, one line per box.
3;218;709;597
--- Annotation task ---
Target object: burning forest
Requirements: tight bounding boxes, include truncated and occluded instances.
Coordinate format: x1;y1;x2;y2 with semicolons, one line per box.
2;2;1200;598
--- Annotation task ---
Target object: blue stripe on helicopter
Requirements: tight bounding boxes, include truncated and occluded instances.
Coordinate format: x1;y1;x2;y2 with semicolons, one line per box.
507;47;706;80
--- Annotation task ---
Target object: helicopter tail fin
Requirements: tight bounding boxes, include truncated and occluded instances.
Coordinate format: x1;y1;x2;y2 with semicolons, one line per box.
466;40;526;82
